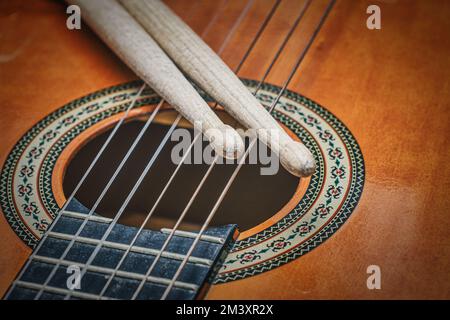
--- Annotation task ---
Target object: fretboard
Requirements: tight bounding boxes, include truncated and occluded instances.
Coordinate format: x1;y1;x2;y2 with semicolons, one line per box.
5;199;237;300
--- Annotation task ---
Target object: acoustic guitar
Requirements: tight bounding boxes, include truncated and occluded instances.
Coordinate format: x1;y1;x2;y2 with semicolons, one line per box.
0;0;449;300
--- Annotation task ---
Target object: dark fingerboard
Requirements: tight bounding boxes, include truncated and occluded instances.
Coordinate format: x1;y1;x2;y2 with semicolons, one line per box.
5;199;238;300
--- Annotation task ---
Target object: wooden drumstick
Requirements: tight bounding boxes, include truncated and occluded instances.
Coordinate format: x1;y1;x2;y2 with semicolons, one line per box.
119;0;316;177
67;0;244;159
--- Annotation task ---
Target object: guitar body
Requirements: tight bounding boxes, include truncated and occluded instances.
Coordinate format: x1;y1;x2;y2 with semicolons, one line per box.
0;0;449;299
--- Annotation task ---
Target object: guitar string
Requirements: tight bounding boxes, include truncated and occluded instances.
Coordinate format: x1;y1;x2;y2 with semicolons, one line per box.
197;0;230;39
61;113;182;300
60;0;239;300
29;0;233;300
57;0;255;300
210;0;282;111
4;82;146;300
209;0;303;114
13;0;312;302
28;0;312;300
97;0;280;300
234;0;282;74
31;0;236;300
249;0;314;99
133;0;312;300
218;0;255;55
160;0;336;300
225;0;309;127
9;0;228;300
34;98;165;299
132;0;314;300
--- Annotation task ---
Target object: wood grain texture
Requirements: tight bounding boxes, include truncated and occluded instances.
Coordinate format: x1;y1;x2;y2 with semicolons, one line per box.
0;0;449;299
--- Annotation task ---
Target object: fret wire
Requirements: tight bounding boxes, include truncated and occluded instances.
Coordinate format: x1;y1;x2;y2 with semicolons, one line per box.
160;228;224;244
29;256;199;291
15;281;113;300
161;0;337;300
61;210;113;223
33;99;164;300
4;83;146;300
59;210;225;244
44;231;213;266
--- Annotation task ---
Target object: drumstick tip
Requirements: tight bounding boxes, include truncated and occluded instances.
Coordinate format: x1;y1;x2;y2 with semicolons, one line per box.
280;140;316;177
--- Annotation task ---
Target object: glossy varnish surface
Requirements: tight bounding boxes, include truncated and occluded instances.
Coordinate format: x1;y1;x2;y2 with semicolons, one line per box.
0;0;449;299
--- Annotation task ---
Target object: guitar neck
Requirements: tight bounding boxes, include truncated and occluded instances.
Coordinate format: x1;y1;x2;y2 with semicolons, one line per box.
5;198;237;300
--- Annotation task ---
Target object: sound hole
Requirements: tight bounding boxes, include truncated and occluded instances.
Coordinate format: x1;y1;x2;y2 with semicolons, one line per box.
63;113;299;233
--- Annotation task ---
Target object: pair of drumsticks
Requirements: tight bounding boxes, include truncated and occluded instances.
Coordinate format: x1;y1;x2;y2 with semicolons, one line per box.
68;0;315;177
